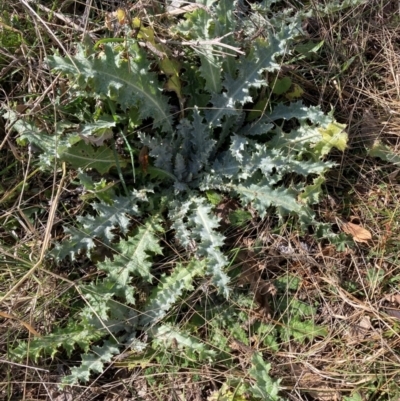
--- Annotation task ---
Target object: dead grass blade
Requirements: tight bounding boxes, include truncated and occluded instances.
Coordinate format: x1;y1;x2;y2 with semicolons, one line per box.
0;311;41;337
0;162;67;304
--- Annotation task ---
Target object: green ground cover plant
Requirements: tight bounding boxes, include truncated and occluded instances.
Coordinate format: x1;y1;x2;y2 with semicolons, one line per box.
6;0;346;388
2;0;400;400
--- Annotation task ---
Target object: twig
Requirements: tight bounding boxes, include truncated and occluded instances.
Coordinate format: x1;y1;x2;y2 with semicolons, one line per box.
157;32;245;55
0;359;49;372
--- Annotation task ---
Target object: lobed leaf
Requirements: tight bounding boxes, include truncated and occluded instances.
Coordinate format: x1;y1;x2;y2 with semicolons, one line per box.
48;43;173;133
62;341;120;385
140;260;206;327
52;194;143;260
248;352;282;400
98;218;164;304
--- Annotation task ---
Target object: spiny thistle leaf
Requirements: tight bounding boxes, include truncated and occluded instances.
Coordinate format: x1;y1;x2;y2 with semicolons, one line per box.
267;101;334;126
187;107;215;175
48;43;173;133
62;341;120;385
206;23;299;126
98;218;164;304
81;281;116;321
175;6;222;93
368;140;400;165
251;144;335;177
140;107;215;185
52;193;143;260
140;259;206;327
299;176;326;205
230;181;304;218
170;199;193;248
170;197;230;297
151;324;217;361
10;321;103;362
314;121;348;156
4;109;78;168
189;201;224;247
248;352;282;400
279;319;327;344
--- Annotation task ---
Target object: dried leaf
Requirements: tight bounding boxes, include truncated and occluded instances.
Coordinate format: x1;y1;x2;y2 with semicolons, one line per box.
229;339;256;355
345;316;372;344
383;293;400;305
384;308;400;320
0;311;41;337
341;220;372;243
321;244;335;256
51;392;74;401
15;104;29;114
105;13;113;30
215;198;239;230
358;316;372;331
307;388;340;401
139;146;149;173
253;280;276;318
